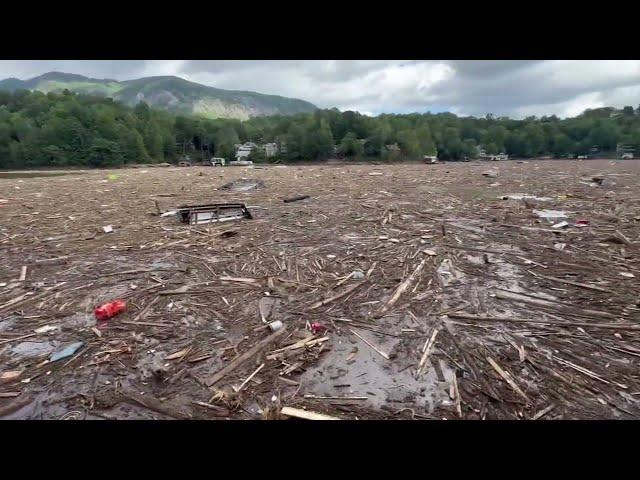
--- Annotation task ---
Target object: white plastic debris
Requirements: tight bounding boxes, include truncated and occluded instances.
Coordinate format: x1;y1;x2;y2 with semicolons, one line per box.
268;320;284;332
534;209;569;220
503;194;552;202
352;270;365;279
552;221;569;229
619;272;635;278
102;225;113;233
554;243;566;251
34;325;58;334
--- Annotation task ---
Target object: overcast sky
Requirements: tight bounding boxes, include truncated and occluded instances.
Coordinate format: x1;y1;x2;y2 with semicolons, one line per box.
2;60;639;119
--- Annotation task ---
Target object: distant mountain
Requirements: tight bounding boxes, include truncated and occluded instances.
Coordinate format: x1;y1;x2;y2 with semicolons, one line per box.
0;71;317;120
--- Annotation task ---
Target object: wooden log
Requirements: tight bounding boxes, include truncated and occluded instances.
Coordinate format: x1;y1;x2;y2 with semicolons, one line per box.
374;258;428;318
308;281;365;311
120;390;191;419
283;195;310;203
205;327;288;387
446;312;640;331
0;395;32;418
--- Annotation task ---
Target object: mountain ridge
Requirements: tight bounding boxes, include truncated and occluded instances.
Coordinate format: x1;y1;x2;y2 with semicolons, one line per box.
0;72;317;120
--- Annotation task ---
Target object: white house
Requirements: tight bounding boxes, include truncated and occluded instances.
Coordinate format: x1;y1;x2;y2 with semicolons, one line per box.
264;143;278;157
235;142;256;161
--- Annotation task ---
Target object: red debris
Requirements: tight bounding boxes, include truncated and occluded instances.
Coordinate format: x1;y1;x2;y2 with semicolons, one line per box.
94;300;126;321
311;322;326;334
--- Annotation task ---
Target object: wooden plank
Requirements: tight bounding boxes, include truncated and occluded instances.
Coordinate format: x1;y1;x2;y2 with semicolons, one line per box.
280;406;340;420
205;327;288;387
266;337;329;360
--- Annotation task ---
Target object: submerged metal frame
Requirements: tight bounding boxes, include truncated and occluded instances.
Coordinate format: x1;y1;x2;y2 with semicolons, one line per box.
177;203;253;225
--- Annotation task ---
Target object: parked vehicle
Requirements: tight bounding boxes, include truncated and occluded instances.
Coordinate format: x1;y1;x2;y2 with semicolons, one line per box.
203;157;226;166
621;153;634;160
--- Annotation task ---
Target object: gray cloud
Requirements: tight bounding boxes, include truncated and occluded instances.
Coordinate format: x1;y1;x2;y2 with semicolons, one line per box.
1;60;639;119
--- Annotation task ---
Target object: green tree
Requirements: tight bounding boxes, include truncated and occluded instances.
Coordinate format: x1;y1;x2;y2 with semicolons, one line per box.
339;132;364;157
88;138;124;167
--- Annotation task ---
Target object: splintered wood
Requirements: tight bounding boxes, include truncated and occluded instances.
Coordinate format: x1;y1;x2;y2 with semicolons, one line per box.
416;327;440;376
205;328;288;387
374;257;428;318
280;406;340;420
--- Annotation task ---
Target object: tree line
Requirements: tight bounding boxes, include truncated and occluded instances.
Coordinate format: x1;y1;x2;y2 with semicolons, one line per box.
1;89;640;168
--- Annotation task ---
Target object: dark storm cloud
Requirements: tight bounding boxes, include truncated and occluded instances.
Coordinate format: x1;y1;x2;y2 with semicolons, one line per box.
1;60;639;118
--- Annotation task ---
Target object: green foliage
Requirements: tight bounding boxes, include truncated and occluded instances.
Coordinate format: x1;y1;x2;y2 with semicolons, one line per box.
2;89;640;169
339;132;364;157
247;147;266;163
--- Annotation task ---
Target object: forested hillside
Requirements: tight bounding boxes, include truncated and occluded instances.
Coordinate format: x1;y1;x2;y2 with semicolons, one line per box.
0;72;318;120
1;89;639;169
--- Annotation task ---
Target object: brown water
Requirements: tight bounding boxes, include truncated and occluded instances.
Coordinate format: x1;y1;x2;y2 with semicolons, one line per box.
0;171;84;179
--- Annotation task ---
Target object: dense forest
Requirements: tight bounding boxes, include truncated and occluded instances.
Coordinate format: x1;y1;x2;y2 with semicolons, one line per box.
1;89;640;168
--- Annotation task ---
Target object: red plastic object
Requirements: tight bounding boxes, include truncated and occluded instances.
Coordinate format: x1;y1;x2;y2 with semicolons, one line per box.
575;219;590;226
311;322;326;334
94;300;126;321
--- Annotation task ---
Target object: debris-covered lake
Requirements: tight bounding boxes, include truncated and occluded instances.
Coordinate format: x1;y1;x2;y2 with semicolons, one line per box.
1;160;639;420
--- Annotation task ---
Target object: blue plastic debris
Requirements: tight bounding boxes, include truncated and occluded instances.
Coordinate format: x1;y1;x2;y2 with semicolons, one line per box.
50;342;84;362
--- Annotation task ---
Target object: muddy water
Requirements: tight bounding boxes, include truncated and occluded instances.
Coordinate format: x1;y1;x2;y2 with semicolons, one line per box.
11;341;56;359
0;171;84;179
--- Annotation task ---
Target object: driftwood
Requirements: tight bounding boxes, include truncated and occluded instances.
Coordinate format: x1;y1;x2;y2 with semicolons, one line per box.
534;273;614;293
205;327;288;387
350;329;390;360
0;395;32;418
494;290;616;319
374;257;428;318
486;356;530;402
280;406;340;420
446;312;640;331
308;281;365;311
283;195;310;203
416;327;440;375
120;389;192;419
